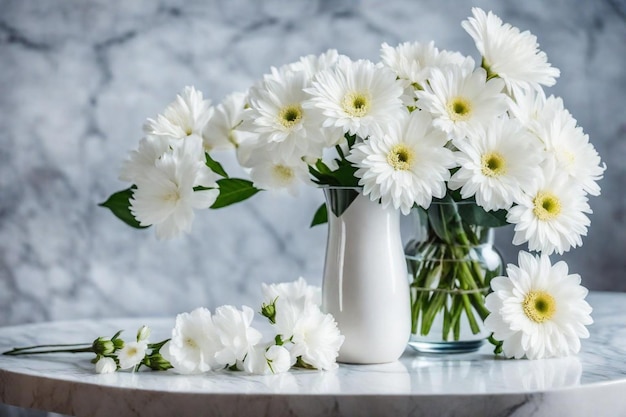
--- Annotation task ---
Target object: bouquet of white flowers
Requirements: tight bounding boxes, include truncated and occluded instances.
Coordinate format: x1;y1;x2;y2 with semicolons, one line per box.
101;8;604;360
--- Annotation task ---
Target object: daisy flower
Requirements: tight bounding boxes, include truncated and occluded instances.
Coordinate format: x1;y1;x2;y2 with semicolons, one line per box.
380;40;474;104
533;107;605;196
347;110;456;214
287;49;343;80
449;117;544;211
130;135;220;239
162;307;222;374
243;67;329;161
462;7;560;94
485;251;592;359
248;152;311;196
117;340;148;370
507;161;592;255
304;58;404;139
144;86;214;140
202;91;247;151
416;65;508;140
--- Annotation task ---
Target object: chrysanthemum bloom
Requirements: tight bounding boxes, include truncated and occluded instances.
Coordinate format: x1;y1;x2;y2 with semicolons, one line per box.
462;7;560;95
304;58;404;139
416;65;508;140
248;152;311;196
507;162;592;255
380;40;473;104
287;49;343;80
347;110;456;214
485;251;592;359
202;91;247;151
533;107;605;197
144;86;214;140
449;117;544;211
244;68;327;160
162;307;222;374
130;136;220;239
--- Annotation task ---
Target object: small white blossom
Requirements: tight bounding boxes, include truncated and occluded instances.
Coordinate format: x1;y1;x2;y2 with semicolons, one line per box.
162;307;222;374
117;340;148;370
261;276;321;307
243;344;293;375
144;86;214;140
95;357;117;374
203;91;247;151
212;305;263;367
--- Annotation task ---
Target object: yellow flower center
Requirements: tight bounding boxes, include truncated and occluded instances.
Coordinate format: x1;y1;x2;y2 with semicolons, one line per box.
481;152;507;177
127;346;138;356
533;191;562;221
185;337;198;348
386;144;415;171
341;91;371;117
278;105;303;128
447;96;473;121
273;164;294;183
523;290;556;323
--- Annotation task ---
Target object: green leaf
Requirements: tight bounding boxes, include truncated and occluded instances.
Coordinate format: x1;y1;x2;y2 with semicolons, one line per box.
457;204;509;228
210;178;261;209
205;153;229;178
310;203;328;227
99;187;147;229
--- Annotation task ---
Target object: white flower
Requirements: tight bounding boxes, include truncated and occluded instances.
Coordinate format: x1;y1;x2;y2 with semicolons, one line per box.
534;107;605;196
162;307;222;374
243;344;293;375
416;65;508;139
130;135;220;239
243;68;327;160
507;161;592;255
144;86;214;140
202;91;247;151
347;110;456;214
95;357;117;374
136;325;151;342
485;251;592;359
262;277;321;307
287;49;343;80
248;153;311;196
380;41;474;105
212;305;263;367
288;305;344;370
119;135;172;184
462;7;560;94
304;58;404;139
117;340;148;370
449;117;545;211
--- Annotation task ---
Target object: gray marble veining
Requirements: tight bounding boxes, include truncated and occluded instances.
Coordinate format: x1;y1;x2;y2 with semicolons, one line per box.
0;3;624;415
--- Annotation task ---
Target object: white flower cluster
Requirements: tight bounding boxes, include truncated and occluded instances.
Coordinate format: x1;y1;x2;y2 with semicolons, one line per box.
114;8;604;361
160;278;343;375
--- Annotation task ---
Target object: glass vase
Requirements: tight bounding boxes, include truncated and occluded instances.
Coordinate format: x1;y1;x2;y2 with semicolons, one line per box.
322;187;411;364
404;201;504;354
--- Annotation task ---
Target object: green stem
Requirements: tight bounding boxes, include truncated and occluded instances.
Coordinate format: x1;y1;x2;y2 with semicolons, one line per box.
3;345;93;356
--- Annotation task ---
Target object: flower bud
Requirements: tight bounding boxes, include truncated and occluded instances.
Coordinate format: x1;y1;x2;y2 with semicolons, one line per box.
113;338;125;350
144;353;173;371
260;300;277;324
92;337;115;355
136;325;151;342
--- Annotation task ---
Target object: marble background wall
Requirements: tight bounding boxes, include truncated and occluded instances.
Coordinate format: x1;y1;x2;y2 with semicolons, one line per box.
1;0;625;339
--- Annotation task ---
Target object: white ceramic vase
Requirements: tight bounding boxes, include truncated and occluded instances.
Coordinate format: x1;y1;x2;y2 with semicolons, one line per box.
321;187;411;364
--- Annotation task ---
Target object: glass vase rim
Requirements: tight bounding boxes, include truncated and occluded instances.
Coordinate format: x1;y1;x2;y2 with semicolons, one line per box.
424;199;480;206
317;185;363;191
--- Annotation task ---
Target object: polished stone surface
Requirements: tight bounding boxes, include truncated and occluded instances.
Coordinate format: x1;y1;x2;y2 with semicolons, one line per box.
1;292;625;417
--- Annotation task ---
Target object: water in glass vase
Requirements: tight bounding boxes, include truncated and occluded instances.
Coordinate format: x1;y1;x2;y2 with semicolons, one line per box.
404;201;504;354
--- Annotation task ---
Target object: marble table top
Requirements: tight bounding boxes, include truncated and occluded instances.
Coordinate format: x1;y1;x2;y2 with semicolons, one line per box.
1;292;625;417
